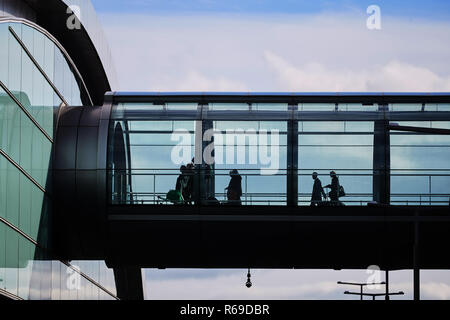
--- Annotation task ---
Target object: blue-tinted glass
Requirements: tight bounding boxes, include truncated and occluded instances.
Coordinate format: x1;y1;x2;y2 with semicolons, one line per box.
302;121;344;132
30;185;44;241
301;103;334;111
437;104;450;111
0;24;8;84
6;161;20;227
4;226;19;296
0;156;5;220
0;87;21;163
8;23;22;94
431;121;450;129
19;174;32;236
390;103;422;111
210;103;250;110
18;235;33;299
50;260;61;300
0;222;5;290
255;103;287;110
167;103;197;110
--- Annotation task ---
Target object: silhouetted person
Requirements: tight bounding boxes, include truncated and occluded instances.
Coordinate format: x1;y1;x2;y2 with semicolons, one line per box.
175;165;191;202
311;172;326;206
184;162;196;203
226;169;242;204
324;171;340;203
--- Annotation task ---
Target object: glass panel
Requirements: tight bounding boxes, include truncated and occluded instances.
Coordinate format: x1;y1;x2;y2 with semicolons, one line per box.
209;103;250;110
30;184;44;241
0;87;21;163
424;103;437;111
6;160;20;226
167;103;198;110
302;121;345;132
1;73;54;189
19;174;32;236
390;103;422;111
301;103;334;111
437;103;450;111
7;23;23;96
0;156;6;220
254;103;288;111
109;109;289;205
390;124;450;205
340;103;378;112
4;226;19;296
0;151;45;241
18;234;33;299
299;122;373;206
50;260;61;300
0;23;9;85
0;21;116;300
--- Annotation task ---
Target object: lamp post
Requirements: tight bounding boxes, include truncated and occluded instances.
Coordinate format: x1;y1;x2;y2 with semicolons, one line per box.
337;281;385;300
338;281;404;300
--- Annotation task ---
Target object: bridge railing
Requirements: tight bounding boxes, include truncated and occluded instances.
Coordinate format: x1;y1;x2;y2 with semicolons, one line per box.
110;168;450;206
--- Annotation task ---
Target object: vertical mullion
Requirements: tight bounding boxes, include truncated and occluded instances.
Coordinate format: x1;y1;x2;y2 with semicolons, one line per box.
287;104;298;206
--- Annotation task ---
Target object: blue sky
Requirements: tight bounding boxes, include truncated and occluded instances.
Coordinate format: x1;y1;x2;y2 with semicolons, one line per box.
91;0;450;20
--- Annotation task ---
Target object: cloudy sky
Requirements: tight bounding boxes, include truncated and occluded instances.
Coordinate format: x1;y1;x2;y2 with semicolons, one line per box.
89;0;450;299
91;0;450;92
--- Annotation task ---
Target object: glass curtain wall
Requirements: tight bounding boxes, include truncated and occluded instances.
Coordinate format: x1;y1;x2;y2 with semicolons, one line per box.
390;121;450;205
0;21;117;300
298;120;374;206
109;100;450;208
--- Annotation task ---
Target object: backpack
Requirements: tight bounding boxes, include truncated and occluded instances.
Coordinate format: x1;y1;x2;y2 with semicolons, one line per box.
166;189;183;203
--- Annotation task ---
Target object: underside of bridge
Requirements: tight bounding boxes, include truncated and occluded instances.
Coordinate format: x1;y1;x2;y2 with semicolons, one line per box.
105;205;450;270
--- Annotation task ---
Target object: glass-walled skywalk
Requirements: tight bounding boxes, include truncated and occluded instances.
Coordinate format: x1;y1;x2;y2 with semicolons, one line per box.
107;93;450;207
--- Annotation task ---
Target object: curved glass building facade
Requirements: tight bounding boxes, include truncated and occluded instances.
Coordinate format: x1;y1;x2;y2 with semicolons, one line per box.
0;0;118;300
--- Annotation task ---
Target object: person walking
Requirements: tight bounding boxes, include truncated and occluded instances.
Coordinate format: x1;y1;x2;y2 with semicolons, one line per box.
324;170;340;204
311;172;327;206
225;169;242;205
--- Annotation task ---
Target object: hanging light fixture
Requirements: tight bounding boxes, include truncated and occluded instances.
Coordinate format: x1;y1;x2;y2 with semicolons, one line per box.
245;268;252;288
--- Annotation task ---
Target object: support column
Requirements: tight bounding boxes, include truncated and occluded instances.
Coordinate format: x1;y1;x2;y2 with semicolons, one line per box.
385;270;389;300
373;104;390;204
194;104;214;203
202;117;215;201
287;104;298;207
113;267;144;300
414;210;420;300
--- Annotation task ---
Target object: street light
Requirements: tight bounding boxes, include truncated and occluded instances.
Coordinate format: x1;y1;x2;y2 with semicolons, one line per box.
337;281;385;300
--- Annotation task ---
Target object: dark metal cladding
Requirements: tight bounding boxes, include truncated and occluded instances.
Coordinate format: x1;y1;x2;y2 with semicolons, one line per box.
52;104;111;259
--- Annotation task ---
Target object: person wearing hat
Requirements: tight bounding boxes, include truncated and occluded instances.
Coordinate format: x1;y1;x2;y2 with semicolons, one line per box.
324;171;340;203
311;172;327;206
226;169;242;204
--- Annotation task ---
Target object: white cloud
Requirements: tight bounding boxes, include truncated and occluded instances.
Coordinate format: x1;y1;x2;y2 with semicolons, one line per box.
264;51;450;92
145;269;345;300
99;12;450;92
144;269;420;300
422;282;450;300
172;70;248;91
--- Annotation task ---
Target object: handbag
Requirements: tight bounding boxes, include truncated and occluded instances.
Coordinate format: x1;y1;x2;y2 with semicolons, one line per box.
339;185;346;197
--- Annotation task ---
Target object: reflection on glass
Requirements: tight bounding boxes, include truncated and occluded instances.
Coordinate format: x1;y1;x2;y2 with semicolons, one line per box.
108;103;450;207
390;125;450;205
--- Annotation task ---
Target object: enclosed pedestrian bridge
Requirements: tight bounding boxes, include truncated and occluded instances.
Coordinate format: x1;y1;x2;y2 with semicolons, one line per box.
52;92;450;271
